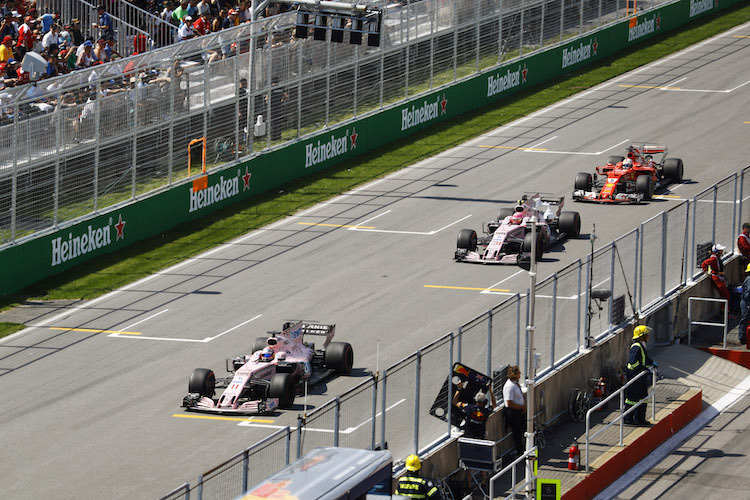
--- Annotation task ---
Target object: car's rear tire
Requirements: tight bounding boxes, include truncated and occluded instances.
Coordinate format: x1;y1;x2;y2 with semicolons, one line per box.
522;232;544;261
574;172;592;191
324;342;354;374
457;229;477;250
188;368;216;398
607;155;625;165
497;208;514;222
663;158;683;182
253;337;268;354
636;175;654;200
269;372;296;408
558;212;581;238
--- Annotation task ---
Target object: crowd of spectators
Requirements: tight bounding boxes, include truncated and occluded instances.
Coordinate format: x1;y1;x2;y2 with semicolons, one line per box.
0;0;294;91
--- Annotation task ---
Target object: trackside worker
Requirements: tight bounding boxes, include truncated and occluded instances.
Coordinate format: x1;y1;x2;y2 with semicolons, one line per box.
624;326;656;425
740;263;750;345
701;244;732;306
395;455;442;499
738;223;750;266
452;380;497;439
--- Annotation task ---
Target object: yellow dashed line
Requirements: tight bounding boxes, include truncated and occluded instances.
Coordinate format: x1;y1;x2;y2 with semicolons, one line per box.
298;222;375;229
424;285;510;293
479;145;548;151
50;327;141;335
618;85;681;90
733;35;750;39
172;413;275;423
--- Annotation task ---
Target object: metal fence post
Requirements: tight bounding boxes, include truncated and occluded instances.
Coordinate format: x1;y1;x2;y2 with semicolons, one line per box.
487;309;493;378
285;427;291;465
334;397;340;447
381;368;387;450
371;374;377;450
242;448;249;494
712;184;718;245
576;260;582;353
584;257;592;348
691;197;698;281
525;288;531;374
457;325;462;363
661;212;668;298
609;242;615;333
414;350;421;453
739;170;745;234
638;224;645;312
448;331;454;439
684;201;690;286
94;81;101;211
516;295;522;366
633;228;640;314
197;474;204;500
296;415;303;459
550;274;557;368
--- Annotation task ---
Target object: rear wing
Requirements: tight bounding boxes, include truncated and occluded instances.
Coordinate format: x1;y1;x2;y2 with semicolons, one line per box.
280;321;336;348
627;144;668;161
521;193;564;216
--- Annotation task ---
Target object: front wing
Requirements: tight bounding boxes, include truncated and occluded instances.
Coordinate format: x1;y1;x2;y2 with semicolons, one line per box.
454;249;525;265
182;394;280;415
572;189;642;204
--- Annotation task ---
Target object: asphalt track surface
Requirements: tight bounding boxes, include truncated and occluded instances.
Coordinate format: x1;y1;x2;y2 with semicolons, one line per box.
2;24;750;500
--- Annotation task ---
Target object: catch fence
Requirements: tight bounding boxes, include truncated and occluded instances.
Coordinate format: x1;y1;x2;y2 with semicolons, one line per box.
2;0;662;247
162;166;750;499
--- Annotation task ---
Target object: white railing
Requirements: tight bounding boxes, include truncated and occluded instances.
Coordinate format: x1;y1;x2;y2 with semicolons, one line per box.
688;296;729;348
488;446;538;500
584;367;657;472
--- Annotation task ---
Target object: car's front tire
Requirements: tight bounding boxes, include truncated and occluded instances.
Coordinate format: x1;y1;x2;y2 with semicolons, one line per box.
574;172;592;191
636;175;654;200
188;368;216;398
522;232;544;261
457;229;477;251
269;372;296;408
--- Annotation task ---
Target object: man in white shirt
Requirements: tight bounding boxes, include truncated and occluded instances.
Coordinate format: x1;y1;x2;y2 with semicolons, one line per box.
503;365;526;458
177;15;195;41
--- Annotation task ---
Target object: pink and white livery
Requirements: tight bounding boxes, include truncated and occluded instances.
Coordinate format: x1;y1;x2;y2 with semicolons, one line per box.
182;321;354;415
454;194;582;266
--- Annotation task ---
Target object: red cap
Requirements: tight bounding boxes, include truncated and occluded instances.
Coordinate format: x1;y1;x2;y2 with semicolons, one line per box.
2;36;12;44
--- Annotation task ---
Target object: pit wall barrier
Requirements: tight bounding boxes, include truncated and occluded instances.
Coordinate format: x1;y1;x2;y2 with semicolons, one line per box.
413;257;737;490
1;0;742;297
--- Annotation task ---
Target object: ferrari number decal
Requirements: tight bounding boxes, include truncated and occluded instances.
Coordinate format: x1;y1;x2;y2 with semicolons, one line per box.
607;178;617;183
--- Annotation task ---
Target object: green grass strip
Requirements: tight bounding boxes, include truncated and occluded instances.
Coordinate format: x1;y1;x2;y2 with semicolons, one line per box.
2;3;749;315
0;322;26;339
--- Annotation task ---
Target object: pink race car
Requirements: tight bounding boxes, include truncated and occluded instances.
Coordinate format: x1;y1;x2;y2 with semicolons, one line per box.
454;194;581;265
182;321;353;415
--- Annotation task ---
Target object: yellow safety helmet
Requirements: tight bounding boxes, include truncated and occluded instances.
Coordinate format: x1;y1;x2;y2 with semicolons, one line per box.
405;454;421;472
745;263;750;273
633;325;651;339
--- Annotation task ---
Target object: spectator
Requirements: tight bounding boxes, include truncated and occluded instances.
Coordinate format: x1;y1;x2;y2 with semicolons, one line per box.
196;0;210;16
193;11;210;36
58;24;71;47
41;22;59;51
76;39;95;68
133;30;148;54
68;18;84;46
223;8;238;29
738;222;750;267
177;15;194;40
161;1;176;23
39;9;53;33
186;0;198;18
1;12;16;40
104;34;120;60
208;0;220;18
94;37;108;63
16;15;34;58
171;0;189;24
212;8;226;32
91;4;113;37
0;34;12;62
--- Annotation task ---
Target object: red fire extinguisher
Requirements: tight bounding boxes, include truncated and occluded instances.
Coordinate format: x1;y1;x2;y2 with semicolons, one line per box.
568;440;580;470
593;378;606;411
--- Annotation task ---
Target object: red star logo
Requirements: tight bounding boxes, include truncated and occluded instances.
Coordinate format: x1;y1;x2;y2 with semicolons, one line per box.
521;65;528;83
242;167;252;190
114;214;126;240
656;15;661;30
440;95;447;114
593;39;598;55
350;128;358;149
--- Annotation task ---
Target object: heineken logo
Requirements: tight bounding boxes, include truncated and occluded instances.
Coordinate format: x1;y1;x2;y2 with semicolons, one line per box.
51;214;124;267
628;14;659;42
562;39;598;69
689;0;716;17
189;173;241;213
486;65;527;98
304;128;357;169
400;95;446;132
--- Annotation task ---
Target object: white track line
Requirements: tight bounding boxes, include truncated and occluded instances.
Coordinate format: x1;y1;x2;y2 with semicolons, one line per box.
120;309;169;331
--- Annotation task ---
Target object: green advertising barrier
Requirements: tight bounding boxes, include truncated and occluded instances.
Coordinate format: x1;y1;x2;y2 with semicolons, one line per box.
0;0;742;296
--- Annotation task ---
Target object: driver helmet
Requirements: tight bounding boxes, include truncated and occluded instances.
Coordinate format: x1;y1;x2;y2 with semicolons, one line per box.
260;346;274;362
622;158;633;168
510;212;523;224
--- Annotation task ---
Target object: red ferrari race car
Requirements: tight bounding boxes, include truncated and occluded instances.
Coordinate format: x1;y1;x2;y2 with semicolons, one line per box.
182;321;353;415
572;144;684;204
454;194;581;265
